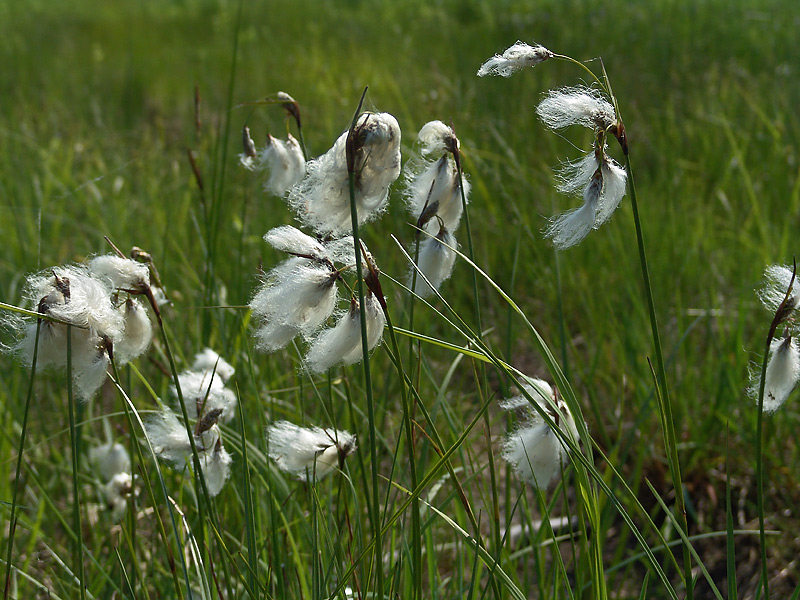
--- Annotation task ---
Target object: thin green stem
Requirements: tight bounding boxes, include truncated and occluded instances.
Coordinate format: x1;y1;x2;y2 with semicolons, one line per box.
3;321;41;600
66;328;86;600
625;153;693;596
755;337;772;600
345;88;382;597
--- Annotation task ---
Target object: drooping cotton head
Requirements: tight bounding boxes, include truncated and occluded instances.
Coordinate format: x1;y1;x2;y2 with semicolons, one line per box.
545;170;602;249
404;155;469;233
191;347;235;383
536;86;617;133
89;442;131;482
174;369;237;423
104;472;133;522
411;226;458;298
417;120;459;157
287;112;401;236
258;134;307;197
758;264;799;317
266;420;357;481
749;335;800;413
114;297;153;365
477;41;553;77
500;377;580;489
89;254;151;295
305;292;385;373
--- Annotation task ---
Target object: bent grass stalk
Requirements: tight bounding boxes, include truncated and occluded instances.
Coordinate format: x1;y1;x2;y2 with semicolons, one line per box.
65;327;86;600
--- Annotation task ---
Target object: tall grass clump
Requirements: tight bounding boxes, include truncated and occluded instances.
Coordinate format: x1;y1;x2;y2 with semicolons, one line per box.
2;1;800;598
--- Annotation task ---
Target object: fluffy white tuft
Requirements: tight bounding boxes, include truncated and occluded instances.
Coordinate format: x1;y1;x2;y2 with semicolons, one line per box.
411;228;458;298
545;173;601;249
536;86;616;132
288;113;401;236
266;420;357;481
89;255;150;292
477;41;553;77
191;347;235;383
90;442;131;482
749;336;800;413
258;134;307;197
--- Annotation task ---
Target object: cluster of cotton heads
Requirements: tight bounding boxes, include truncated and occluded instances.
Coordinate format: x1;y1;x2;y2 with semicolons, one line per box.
500;377;580;489
749;264;800;413
536;87;627;249
404;121;469;297
8;254;155;399
266;420;357;481
89;442;134;522
249;225;385;372
145;348;236;496
477;41;627;249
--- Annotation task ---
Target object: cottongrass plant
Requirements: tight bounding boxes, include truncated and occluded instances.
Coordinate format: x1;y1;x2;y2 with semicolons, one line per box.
239;130;306;197
500;377;580;489
266;420;357;481
404;120;470;297
89;442;133;522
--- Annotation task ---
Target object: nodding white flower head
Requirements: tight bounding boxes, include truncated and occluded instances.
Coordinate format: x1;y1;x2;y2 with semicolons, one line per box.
144;407;232;497
546;169;602;249
477;41;553;77
191;347;235;383
239;125;258;170
115;297;153;364
417;120;459;157
251;259;341;352
546;143;627;248
404;155;470;234
411;226;458;298
255;134;307;197
262;225;356;266
89;254;151;294
500;377;580;489
758;264;799;317
537;86;617;133
104;472;133;522
89;442;131;482
266;420;357;481
288;112;401;236
305;292;385;373
749;335;800;413
10;265;125;400
174;369;237;423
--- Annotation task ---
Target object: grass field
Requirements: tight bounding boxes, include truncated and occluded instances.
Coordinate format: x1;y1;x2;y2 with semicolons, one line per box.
2;0;800;598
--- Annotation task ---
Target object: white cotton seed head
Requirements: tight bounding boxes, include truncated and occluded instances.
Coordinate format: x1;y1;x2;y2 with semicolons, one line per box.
594;157;627;227
500;377;580;488
749;336;800;413
250;262;340;351
417;120;458;156
288;112;401;236
104;472;133;522
339;293;385;365
264;225;327;260
758;264;798;315
191;348;235;383
200;442;232;497
89;255;150;293
174;370;237;423
411;229;458;298
477;41;553;77
90;442;131;482
545;172;601;249
555;152;600;197
305;293;385;372
502;422;564;489
404;156;468;232
115;297;153;365
266;420;357;481
259;134;307;197
536;86;616;132
144;408;192;464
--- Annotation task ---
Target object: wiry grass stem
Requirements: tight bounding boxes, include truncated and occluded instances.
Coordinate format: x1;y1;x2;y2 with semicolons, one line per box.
66;327;86;600
345;87;383;597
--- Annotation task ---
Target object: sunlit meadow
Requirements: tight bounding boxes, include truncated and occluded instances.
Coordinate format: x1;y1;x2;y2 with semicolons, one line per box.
2;0;800;598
